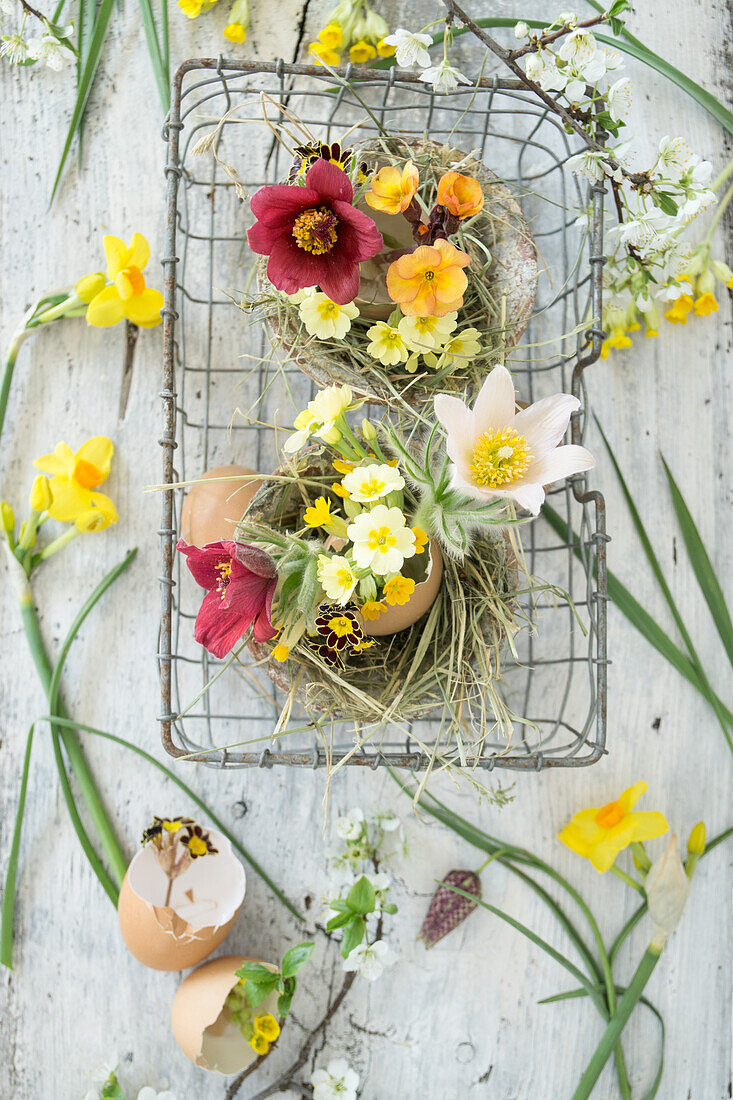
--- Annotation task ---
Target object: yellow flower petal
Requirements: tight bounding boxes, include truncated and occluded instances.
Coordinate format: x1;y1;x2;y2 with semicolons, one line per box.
76;272;106;303
86;285;126;327
45;477;92;521
588;821;637;872
127;232;150;272
125;287;164;327
618;780;647;813
34;441;75;478
103;236;129;280
76;437;114;481
627;810;669;842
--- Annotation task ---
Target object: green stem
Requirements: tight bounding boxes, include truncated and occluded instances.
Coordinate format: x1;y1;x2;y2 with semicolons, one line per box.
711;155;733;193
0;332;27;449
703;178;733;245
0;724;35;969
571;945;662;1100
17;580;128;889
37;524;80;561
610;864;645;893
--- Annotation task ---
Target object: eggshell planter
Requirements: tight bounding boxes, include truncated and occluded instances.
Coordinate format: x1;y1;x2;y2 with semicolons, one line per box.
362;539;443;637
181;465;262;547
171;955;280;1074
258;137;537;408
118;830;246;971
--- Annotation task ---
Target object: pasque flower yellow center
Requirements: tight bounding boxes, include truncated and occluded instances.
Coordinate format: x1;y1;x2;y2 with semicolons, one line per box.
292;206;339;255
216;560;232;597
470;427;532;488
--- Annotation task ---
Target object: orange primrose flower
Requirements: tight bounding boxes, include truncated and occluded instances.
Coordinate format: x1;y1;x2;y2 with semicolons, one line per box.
437;171;484;219
387;239;470;317
366;161;420;215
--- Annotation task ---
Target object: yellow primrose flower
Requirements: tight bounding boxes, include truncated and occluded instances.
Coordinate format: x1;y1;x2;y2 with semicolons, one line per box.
34;437;117;526
318;22;343;48
271;643;290;662
224;22;246;41
253;1013;281;1041
299;292;359;340
411;526;428;553
398;312;458;352
366;321;410;366
427;326;483;370
347;504;417;575
310;40;340;66
331;481;350;498
383;575;415;606
349;39;376;63
303;496;334;529
377;37;395;57
360;600;386;621
178;0;202;16
249;1033;269;1056
341;462;405;504
664;294;694;325
86;233;164;328
558;781;668;873
693;291;718;316
318;553;358;603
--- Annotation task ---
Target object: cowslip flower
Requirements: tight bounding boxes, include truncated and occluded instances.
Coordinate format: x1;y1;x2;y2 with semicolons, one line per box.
310;40;340;65
177;539;277;658
33;437;118;526
366;321;410;365
419;59;471;94
342;938;395;979
360;599;385;620
387;239;470;317
85;234;163;328
558;781;669;873
433;364;595;515
318;554;358;604
341;463;405;503
311;1057;360;1100
247;159;383;304
382;27;432;69
398;312;457;351
664;294;694;324
317;22;343;48
224;0;249;42
299;292;359;339
436;172;484;219
383;575;415;605
365;161;419;215
349;39;376;62
347;504;416;575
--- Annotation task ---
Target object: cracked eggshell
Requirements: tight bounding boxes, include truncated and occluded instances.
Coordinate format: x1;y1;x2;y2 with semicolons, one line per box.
171;955;279;1074
364;539;443;636
181;465;262;547
118;829;246;971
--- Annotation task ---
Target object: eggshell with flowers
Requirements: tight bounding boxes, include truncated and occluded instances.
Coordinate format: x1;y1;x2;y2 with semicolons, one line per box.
181;464;262;547
117;828;246;971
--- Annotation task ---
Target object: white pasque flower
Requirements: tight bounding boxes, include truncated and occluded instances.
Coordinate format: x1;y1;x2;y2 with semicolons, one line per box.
311;1057;360;1100
419;58;472;94
336;807;365;840
366;320;410;365
0;32;28;62
433;364;595;515
318;554;358;604
342;938;396;980
607;77;632;122
347;504;417;575
27;25;73;70
382;27;432;69
299;292;359;340
397;311;457;352
341;462;405;504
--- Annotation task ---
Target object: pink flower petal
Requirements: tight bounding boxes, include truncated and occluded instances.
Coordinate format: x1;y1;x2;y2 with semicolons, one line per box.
304;159;353;204
250;183;319;227
471;365;517;431
318;255;361;305
513;393;581;457
194;590;249;658
266;234;326;293
331;201;383;259
234;542;277;578
177;539;229;590
247;219;290;254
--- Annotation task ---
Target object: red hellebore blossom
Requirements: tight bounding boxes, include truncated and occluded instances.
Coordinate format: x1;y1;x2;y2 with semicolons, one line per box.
246;158;383;304
177;538;278;659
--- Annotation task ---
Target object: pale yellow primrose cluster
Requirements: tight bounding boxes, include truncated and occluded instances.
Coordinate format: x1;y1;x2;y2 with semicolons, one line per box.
310;0;394;67
282;384;428;631
178;0;249;45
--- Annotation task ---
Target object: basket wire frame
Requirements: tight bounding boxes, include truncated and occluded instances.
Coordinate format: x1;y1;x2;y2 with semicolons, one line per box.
159;59;608;772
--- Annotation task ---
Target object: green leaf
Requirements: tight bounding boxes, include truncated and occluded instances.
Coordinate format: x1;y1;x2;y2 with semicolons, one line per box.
655;192;679;215
277;989;294;1017
381;902;398;915
326;911;355;932
1;724;35;969
137;0;170;112
236;961;272;981
661;454;733;667
340;916;366;959
100;1070;126;1100
345;875;376;915
281;941;315;978
242;977;278;1008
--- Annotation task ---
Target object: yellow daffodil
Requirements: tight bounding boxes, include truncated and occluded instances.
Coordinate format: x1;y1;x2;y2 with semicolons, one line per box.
253;1013;280;1041
75;272;106;303
29;475;52;513
86;234;163;328
383;575;415;605
558;781;668;873
303;496;335;529
360;600;386;620
664;294;694;325
33;437;117;527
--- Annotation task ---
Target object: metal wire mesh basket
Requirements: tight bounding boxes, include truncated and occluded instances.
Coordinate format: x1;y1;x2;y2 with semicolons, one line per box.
158;59;608;772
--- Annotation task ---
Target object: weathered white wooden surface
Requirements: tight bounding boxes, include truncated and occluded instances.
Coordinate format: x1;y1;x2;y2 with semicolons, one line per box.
1;0;731;1097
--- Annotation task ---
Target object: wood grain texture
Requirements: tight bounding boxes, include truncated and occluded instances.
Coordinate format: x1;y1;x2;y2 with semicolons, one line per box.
1;0;731;1097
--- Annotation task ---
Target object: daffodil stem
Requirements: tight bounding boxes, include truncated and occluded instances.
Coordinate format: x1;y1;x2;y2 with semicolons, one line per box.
610;864;645;894
703;178;733;246
37;525;80;562
17;586;128;890
571;945;662;1100
35;292;83;324
0;333;27;451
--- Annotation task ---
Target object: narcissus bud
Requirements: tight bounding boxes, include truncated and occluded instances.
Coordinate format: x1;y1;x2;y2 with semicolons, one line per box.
29;475;53;513
685;821;706;878
645;835;690;950
361;418;377;442
75;509;110;533
1;501;14;533
75;272;106;303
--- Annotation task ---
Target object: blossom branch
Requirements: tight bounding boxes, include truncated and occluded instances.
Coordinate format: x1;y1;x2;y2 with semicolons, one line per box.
507;12;610;61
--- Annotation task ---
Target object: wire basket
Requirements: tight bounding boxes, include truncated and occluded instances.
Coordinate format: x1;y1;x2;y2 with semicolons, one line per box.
158;58;608;772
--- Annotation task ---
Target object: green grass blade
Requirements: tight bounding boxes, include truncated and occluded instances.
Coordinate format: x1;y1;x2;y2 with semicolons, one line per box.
661;455;733;666
1;725;35;969
541;503;733;736
138;0;170;112
39;715;304;923
51;0;116;203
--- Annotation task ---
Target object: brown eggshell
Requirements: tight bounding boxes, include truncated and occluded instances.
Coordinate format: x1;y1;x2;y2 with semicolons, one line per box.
171;955;279;1074
181;465;262;547
364;539;443;636
118;830;246;971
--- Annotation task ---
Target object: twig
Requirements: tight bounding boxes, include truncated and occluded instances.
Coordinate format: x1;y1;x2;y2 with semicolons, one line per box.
441;0;650;190
18;0;47;21
508;13;610;61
